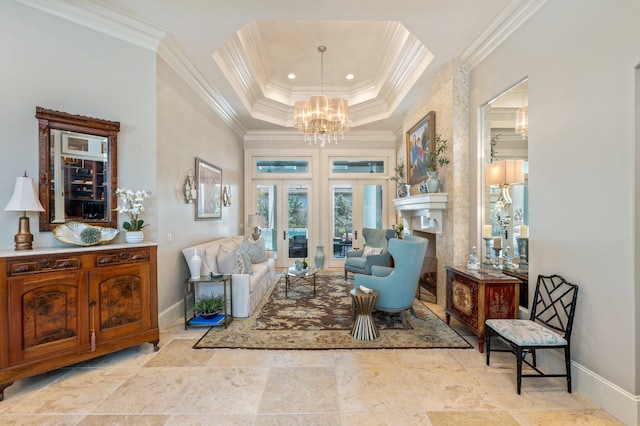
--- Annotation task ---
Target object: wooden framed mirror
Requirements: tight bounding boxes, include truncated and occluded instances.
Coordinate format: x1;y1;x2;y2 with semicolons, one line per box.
36;107;119;231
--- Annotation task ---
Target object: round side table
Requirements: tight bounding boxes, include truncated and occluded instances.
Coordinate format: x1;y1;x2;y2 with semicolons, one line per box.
350;289;380;340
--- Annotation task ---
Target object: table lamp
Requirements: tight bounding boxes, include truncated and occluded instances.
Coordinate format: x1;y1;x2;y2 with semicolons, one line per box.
4;172;45;250
248;214;265;240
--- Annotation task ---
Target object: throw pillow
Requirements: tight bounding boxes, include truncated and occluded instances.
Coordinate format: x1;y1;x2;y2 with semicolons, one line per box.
241;237;268;263
217;245;245;274
237;244;253;275
362;246;384;258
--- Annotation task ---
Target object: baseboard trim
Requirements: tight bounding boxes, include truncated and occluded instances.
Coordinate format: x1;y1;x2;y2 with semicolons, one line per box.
539;349;639;425
158;299;184;331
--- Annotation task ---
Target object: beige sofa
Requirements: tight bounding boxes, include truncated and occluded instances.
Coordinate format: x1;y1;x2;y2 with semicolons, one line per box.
182;236;276;317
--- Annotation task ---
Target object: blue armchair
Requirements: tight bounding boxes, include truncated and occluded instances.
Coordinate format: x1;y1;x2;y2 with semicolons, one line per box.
344;228;395;280
353;235;428;328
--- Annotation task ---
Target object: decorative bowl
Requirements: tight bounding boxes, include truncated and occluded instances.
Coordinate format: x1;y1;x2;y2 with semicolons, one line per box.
53;222;119;246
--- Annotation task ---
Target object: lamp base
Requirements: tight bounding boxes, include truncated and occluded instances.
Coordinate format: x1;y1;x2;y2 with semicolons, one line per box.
14;216;34;250
252;227;261;241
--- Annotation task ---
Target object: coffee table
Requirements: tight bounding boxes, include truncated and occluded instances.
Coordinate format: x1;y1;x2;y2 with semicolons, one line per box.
284;267;318;297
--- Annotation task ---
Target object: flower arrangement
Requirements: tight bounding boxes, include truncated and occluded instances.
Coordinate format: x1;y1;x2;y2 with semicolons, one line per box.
114;188;152;231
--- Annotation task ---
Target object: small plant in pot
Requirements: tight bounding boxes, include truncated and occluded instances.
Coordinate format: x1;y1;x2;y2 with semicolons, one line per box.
194;294;224;319
390;162;408;197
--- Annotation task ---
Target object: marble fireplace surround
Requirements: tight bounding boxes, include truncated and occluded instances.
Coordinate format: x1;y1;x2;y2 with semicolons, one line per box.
393;193;448;236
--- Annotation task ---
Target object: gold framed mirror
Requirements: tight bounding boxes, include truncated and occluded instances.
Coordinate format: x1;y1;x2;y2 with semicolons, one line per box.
36;107;119;231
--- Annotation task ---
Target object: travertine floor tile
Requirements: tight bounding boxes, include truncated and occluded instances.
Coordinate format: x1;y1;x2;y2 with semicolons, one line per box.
511;408;625;425
77;414;169;425
427;410;520;425
143;338;213;367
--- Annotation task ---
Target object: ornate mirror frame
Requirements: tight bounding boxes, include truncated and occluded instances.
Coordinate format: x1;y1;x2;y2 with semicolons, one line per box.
36;107;120;231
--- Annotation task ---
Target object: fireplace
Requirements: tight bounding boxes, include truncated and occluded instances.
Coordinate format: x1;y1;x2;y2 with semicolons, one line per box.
413;230;437;302
393;193;449;304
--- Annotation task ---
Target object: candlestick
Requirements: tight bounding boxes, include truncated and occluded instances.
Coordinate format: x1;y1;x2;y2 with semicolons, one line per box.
482;237;492;266
491;246;501;268
517;237;529;270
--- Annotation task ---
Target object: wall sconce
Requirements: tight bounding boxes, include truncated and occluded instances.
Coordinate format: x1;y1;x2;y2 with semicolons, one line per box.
222;182;231;207
184;169;196;203
4;172;45;250
486;159;524;237
247;214;265;240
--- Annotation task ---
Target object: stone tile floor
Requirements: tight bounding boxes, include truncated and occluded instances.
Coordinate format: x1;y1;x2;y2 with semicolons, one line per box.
0;303;623;425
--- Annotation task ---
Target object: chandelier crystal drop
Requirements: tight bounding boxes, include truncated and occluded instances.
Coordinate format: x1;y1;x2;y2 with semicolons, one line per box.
293;46;349;147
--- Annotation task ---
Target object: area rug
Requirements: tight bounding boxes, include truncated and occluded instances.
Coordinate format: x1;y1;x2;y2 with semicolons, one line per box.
193;271;472;350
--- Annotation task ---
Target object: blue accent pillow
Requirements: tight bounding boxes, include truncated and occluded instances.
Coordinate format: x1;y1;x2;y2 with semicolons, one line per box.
237;244;253;275
242;237;268;264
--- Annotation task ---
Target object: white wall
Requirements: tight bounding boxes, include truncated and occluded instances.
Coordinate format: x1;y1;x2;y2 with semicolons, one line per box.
156;57;243;326
0;1;156;249
469;0;639;422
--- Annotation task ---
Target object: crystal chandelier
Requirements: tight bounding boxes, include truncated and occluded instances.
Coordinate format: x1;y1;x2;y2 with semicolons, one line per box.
293;46;349;147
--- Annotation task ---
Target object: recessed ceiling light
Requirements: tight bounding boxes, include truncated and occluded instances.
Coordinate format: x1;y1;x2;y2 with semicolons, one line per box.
346;74;354;80
288;73;296;79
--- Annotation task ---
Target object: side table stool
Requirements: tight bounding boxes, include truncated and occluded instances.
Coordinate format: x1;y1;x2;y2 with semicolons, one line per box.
351;289;380;340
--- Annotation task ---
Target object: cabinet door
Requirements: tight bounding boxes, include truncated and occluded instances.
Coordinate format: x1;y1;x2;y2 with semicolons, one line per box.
7;272;89;364
89;264;151;341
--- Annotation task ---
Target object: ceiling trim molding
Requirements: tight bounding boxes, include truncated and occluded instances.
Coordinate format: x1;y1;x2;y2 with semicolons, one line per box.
158;37;247;136
244;129;395;143
458;0;549;69
16;0;166;50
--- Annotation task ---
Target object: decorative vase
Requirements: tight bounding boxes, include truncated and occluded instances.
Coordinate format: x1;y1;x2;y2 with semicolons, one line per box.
189;249;202;279
125;230;144;244
314;245;325;270
425;171;440;193
396;184;407;198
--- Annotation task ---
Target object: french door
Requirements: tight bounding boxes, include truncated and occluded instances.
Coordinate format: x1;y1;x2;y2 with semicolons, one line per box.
252;180;312;268
328;180;387;268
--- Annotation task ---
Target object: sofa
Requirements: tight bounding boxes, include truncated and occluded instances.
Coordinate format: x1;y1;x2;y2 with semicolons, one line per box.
182;236;276;318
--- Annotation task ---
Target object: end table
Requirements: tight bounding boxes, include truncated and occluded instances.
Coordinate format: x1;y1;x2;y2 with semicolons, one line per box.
183;274;233;330
350;289;380;340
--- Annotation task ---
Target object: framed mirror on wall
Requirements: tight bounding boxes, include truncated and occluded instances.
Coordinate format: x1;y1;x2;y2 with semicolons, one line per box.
36;107;120;231
480;79;529;304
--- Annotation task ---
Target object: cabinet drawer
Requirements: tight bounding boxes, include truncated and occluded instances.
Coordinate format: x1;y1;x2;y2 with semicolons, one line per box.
8;256;81;276
94;248;149;267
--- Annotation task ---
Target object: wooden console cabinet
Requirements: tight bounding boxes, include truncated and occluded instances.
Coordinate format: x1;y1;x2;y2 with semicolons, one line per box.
445;265;520;353
0;243;159;401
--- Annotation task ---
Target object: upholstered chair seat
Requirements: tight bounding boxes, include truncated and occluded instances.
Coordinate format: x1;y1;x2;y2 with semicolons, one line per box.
344;228;395;280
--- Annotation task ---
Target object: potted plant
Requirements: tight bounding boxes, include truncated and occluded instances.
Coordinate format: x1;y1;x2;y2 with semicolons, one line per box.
423;134;450;193
114;188;152;243
390;162;409;197
194;294;224;319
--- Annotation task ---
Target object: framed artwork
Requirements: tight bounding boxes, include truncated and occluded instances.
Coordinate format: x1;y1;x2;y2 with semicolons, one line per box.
406;111;436;185
195;157;222;220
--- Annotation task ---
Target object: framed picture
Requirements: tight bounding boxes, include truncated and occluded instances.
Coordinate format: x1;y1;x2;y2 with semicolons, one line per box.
406;111;436;185
195;157;222;220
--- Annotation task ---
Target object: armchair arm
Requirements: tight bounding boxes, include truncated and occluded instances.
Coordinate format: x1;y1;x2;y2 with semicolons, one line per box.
346;249;364;258
371;265;393;277
354;273;391;294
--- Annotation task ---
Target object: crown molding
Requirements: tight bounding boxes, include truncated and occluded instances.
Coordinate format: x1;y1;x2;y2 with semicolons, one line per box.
16;0;165;50
244;129;395;143
459;0;549;69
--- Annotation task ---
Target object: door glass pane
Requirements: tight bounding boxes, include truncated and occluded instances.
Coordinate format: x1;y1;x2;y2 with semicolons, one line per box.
332;160;385;174
332;184;353;258
287;184;308;259
362;184;383;229
256;160;309;174
257;184;277;257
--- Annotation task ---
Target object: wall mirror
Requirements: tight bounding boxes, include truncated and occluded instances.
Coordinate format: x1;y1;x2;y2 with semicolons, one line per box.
36;107;120;231
481;79;528;272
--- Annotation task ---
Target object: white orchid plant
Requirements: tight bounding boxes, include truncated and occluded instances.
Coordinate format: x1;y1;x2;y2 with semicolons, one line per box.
114;188;152;232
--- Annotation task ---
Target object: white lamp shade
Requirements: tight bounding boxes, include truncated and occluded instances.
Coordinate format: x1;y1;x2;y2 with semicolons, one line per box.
486;159;525;186
248;214;265;228
4;176;45;212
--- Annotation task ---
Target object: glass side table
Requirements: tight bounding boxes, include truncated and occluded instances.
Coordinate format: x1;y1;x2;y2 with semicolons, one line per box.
183;274;233;330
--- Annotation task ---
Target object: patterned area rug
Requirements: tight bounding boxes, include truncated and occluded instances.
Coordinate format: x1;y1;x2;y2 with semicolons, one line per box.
193;271;472;350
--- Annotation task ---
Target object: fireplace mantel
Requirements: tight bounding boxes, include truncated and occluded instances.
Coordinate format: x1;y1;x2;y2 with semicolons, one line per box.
393;193;448;235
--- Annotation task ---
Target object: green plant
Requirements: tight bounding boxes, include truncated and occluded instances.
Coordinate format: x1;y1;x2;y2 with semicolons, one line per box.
389;162;406;184
425;134;450;171
194;294;224;317
302;258;308;269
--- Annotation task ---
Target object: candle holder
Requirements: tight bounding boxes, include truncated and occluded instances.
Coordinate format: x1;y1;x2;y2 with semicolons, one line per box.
491;247;501;268
517;237;529;270
482;237;492;266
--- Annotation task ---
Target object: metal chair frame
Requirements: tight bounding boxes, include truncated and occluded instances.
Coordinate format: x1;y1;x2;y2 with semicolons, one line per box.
485;274;579;394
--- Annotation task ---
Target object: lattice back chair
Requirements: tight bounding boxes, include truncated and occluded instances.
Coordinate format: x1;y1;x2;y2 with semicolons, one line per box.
485;274;579;394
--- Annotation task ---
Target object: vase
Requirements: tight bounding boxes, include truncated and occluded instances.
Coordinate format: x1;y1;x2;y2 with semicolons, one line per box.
425;171;440;193
396;184;407;198
125;230;144;244
189;249;202;279
314;245;325;270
